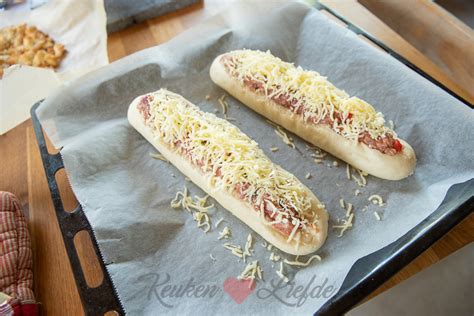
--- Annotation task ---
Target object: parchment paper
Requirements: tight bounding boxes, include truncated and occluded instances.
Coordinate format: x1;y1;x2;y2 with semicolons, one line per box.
37;1;474;315
0;0;109;81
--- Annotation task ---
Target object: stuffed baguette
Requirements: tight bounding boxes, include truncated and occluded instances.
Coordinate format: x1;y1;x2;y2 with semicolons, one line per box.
128;89;328;255
210;49;416;180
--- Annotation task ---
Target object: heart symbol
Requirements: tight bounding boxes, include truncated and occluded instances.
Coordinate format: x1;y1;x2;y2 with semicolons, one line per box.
223;277;255;304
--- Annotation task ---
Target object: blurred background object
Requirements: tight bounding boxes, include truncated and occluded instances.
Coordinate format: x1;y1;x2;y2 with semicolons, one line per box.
105;0;200;33
359;0;474;106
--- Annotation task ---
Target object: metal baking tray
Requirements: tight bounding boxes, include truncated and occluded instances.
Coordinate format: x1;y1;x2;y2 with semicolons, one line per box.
30;3;473;315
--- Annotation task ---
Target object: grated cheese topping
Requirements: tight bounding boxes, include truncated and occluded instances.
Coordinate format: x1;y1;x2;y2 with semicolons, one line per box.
269;252;281;262
276;261;289;283
218;226;231;240
238;260;263;288
144;89;321;240
284;254;321;267
222;49;396;141
243;233;254;262
171;186;213;233
274;126;295;149
374;211;382;221
223;243;244;258
333;213;354;237
150;152;169;162
368;194;385;206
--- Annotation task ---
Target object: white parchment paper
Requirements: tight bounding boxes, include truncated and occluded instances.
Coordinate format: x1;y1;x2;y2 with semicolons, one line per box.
37;1;474;315
0;0;109;80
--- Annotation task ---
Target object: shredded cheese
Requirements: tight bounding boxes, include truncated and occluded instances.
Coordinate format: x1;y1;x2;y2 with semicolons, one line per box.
223;49;396;141
332;161;339;167
209;254;216;261
270;147;279;152
374;211;382;221
205;95;211;100
150;153;169;162
274;126;295;149
314;158;323;164
214;217;224;228
368;194;385;206
218;226;231;240
276;261;289;283
144;89;318;240
339;198;345;209
333;213;354;237
171;187;213;233
284;254;321;267
269;252;281;262
305;173;312;179
354;189;361;196
223;243;244;258
346;164;351;180
238;260;263;288
243;233;254;262
356;169;367;186
218;94;228;114
345;203;353;217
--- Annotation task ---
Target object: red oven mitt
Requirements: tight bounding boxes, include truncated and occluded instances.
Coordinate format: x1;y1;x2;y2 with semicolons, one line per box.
0;192;38;316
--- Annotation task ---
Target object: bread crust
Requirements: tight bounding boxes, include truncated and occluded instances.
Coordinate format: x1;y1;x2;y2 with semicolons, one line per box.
210;54;416;180
128;94;328;255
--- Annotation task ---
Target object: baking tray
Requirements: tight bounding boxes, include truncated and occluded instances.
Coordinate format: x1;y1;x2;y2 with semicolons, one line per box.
30;3;474;315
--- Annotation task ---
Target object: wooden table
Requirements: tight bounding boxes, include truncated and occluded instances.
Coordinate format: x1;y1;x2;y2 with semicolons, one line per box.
0;1;472;315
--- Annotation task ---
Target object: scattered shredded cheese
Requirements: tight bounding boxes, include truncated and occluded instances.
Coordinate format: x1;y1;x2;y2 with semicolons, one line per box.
150;153;168;162
356;169;367;186
238;260;263;288
333;213;354;237
368;194;385;206
223;243;243;258
345;203;353;217
284;254;321;267
305;173;312;179
243;233;254;262
218;95;228;114
214;217;224;228
269;252;281;262
311;152;326;159
374;211;382;221
314;158;323;164
274;126;295;149
346;164;351;180
332;161;339;167
355;189;361;196
352;174;366;187
218;226;231;240
205;95;211;100
171;187;213;233
209;254;216;261
270;147;279;152
276;261;289;283
339;198;345;209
